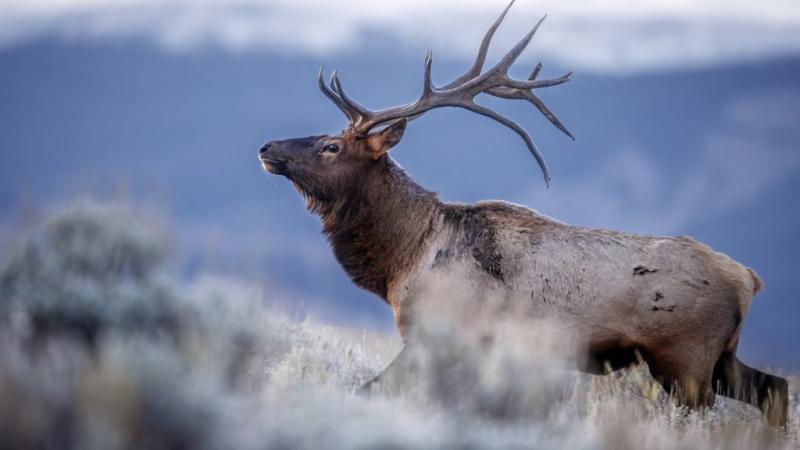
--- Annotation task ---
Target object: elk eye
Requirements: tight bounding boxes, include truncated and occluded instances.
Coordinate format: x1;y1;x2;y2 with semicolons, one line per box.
323;143;339;154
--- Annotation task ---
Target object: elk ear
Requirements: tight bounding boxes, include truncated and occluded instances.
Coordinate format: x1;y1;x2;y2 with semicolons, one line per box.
366;119;407;155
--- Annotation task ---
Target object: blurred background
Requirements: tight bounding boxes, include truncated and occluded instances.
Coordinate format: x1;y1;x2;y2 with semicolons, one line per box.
1;0;799;369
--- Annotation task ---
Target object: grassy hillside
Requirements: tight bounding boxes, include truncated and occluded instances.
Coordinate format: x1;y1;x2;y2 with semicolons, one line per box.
0;203;797;449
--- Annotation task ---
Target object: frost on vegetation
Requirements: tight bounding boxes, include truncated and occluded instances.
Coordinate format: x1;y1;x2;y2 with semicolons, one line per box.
0;202;797;450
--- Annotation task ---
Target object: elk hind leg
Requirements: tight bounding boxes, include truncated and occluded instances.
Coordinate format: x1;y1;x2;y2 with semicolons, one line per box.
579;344;642;375
712;352;788;427
646;349;716;410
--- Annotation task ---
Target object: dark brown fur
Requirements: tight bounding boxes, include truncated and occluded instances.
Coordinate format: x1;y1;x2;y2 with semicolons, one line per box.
319;156;438;299
442;206;506;283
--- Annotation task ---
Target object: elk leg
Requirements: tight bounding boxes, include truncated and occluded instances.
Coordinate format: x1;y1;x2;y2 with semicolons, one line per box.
578;343;642;374
712;352;788;427
645;349;716;410
358;344;422;397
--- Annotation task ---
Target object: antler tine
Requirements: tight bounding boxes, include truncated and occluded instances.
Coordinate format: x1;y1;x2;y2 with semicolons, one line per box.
523;91;574;140
442;0;515;90
488;15;546;77
318;67;360;122
330;70;369;120
515;71;572;89
528;62;542;80
423;50;434;95
477;70;571;92
462;102;551;186
488;86;574;140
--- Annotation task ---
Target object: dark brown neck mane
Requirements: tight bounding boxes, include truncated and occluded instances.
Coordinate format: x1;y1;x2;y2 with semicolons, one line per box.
315;156;440;301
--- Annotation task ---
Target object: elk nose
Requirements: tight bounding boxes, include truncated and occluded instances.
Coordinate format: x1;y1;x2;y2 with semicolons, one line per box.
259;142;274;155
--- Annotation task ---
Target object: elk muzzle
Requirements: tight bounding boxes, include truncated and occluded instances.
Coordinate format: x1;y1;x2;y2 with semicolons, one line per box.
258;140;290;175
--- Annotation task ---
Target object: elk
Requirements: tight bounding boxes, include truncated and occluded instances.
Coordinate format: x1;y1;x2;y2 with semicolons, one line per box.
258;1;788;426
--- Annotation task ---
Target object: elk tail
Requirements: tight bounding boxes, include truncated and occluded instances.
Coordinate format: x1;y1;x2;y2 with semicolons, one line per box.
725;266;762;354
746;267;763;295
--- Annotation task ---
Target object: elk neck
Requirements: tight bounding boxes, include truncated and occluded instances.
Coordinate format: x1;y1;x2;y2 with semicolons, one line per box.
317;156;440;302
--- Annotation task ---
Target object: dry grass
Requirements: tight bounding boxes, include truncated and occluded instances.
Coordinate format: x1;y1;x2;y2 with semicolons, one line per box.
0;202;797;449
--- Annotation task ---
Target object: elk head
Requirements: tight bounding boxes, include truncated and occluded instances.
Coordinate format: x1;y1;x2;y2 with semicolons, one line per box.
259;0;573;208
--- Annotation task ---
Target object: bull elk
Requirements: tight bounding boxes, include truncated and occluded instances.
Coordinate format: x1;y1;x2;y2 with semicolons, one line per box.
258;1;788;426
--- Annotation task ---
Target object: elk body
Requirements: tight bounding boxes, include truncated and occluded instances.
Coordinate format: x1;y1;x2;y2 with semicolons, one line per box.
258;2;788;426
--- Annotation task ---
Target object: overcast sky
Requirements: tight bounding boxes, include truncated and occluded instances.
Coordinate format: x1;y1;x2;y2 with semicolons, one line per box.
2;0;800;72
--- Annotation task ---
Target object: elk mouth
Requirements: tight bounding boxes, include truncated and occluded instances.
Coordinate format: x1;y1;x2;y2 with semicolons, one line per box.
259;156;288;175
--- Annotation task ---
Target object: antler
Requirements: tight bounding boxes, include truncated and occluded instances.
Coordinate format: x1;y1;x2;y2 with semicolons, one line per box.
318;0;573;186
